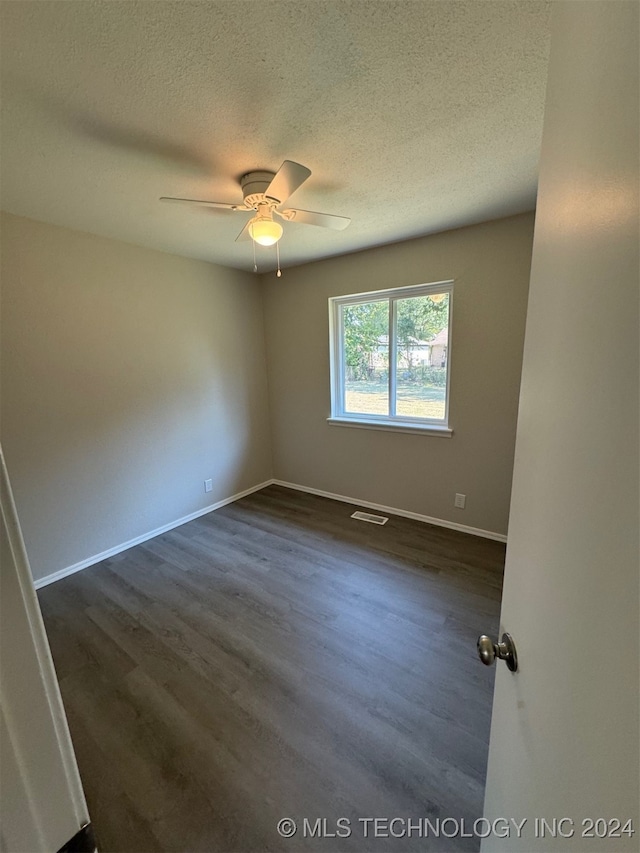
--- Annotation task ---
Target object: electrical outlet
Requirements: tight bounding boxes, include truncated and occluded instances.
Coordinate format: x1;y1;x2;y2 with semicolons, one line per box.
204;479;213;493
454;493;466;509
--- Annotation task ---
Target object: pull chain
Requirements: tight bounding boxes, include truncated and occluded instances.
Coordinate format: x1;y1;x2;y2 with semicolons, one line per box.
253;238;258;274
276;241;282;277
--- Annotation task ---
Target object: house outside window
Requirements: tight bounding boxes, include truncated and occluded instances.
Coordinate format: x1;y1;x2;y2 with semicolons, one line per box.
328;281;453;435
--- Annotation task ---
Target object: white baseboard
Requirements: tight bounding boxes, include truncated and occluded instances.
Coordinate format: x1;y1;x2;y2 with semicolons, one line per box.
33;479;274;589
271;479;508;543
34;475;506;589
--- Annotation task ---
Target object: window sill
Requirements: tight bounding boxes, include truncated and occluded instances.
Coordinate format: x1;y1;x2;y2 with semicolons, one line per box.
327;417;453;437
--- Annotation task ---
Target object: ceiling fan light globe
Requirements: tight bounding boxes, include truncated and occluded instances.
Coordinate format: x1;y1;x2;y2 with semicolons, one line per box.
249;218;283;246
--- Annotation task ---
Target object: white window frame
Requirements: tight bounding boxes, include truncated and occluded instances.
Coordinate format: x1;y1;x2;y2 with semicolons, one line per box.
328;281;453;436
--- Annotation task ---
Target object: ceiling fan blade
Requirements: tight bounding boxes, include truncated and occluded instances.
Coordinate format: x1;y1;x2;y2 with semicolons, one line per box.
265;161;311;204
160;196;249;211
279;208;351;230
235;220;253;242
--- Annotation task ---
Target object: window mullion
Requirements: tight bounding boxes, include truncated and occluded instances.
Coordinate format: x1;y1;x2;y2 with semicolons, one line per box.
389;297;397;417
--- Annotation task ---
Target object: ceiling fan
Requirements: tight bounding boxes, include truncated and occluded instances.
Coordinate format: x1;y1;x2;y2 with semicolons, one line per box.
160;161;350;258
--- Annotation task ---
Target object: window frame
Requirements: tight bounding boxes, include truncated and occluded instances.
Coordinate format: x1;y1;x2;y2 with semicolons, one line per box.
328;280;454;436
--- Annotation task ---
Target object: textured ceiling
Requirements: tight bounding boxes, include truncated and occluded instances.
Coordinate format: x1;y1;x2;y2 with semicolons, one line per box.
0;1;551;272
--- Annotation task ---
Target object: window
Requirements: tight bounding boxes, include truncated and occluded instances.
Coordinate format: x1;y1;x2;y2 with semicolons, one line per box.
329;281;453;435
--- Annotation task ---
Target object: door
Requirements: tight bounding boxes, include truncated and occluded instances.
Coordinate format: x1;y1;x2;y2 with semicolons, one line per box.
0;447;91;852
481;2;639;850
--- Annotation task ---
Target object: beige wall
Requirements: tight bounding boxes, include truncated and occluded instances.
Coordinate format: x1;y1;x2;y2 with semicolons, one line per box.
0;213;272;582
262;213;534;537
1;209;533;583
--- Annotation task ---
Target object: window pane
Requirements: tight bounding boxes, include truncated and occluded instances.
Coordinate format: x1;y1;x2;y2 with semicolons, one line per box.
343;300;389;416
395;293;449;420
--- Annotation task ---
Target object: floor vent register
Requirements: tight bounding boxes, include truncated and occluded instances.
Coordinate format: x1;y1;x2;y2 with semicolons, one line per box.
351;510;389;525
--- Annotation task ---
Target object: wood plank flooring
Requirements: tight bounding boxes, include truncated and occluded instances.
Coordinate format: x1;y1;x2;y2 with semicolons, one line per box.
38;485;505;853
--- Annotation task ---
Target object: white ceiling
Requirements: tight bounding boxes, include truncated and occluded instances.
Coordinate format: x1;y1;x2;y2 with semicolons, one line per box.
0;1;551;272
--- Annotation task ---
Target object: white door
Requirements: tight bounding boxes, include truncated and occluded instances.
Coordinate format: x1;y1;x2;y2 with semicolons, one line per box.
0;447;90;853
482;2;639;851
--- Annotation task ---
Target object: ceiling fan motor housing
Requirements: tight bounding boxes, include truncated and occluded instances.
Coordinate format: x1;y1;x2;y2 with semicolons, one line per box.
240;171;279;208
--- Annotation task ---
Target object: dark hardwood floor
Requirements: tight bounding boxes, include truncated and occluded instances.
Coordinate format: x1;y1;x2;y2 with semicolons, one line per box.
38;485;504;853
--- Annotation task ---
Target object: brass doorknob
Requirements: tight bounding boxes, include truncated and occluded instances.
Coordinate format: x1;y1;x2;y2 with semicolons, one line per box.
477;633;518;672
